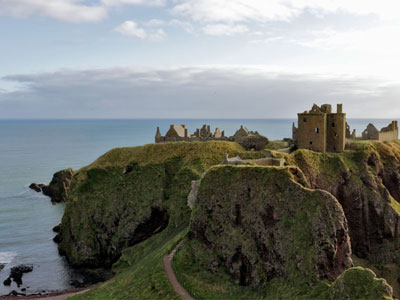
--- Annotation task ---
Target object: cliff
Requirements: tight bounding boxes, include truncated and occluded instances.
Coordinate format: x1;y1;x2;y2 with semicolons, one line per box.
57;141;400;299
189;165;353;287
56;141;244;268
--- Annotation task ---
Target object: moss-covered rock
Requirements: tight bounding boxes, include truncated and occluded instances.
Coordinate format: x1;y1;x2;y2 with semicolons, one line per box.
236;135;269;151
57;141;244;268
42;168;73;203
189;165;353;287
287;143;400;261
329;267;393;300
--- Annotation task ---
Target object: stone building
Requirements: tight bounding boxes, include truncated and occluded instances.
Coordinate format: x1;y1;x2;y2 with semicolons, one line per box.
155;125;190;143
293;104;346;153
361;121;398;142
155;124;252;143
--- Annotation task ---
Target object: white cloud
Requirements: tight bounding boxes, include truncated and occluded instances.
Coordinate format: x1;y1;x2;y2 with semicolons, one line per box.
144;19;166;27
2;66;399;119
114;21;167;41
0;0;107;23
101;0;165;6
203;24;248;36
114;21;147;38
0;0;165;22
172;0;400;24
148;28;167;41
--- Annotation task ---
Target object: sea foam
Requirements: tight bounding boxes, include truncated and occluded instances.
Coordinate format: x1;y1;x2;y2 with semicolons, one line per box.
0;251;16;264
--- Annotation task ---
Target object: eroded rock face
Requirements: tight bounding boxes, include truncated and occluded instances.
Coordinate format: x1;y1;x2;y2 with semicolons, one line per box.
236;135;269;151
42;169;74;203
189;166;353;287
288;144;400;261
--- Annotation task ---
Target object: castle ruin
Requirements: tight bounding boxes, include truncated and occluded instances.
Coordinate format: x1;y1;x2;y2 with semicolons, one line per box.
293;104;399;153
155;124;255;143
293;104;346;153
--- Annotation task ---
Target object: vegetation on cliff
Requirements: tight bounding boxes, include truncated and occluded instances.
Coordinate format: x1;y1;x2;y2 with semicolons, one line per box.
57;141;244;268
54;140;400;299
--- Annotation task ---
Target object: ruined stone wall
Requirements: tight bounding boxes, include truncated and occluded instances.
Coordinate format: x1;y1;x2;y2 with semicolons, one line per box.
379;130;398;142
297;113;327;152
327;113;346;152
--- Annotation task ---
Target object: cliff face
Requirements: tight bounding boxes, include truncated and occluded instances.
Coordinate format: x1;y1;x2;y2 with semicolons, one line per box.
189;165;353;287
56;142;244;268
42;168;74;203
287;143;400;261
53;141;400;299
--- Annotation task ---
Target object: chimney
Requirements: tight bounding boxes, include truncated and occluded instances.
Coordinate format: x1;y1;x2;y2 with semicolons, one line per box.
170;125;174;129
222;131;225;137
184;128;189;138
155;126;161;138
207;125;211;133
337;104;343;114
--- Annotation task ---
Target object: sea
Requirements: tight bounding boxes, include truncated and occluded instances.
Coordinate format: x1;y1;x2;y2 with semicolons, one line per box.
0;118;397;295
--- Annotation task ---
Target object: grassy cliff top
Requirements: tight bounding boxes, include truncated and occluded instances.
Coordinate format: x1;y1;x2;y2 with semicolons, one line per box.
84;141;245;170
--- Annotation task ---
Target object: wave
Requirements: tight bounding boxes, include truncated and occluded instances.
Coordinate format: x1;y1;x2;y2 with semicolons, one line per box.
0;251;17;264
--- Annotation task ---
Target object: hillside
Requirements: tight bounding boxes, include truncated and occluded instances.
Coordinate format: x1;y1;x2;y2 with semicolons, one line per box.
45;141;400;299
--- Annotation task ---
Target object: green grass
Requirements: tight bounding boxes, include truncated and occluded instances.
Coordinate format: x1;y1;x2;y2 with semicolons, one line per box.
172;238;331;300
63;140;400;300
264;140;289;150
69;226;187;300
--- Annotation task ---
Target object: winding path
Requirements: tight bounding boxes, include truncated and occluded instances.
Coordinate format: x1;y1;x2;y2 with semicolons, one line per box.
163;242;195;300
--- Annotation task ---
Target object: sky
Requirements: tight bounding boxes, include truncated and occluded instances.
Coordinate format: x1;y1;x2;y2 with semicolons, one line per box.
1;0;400;118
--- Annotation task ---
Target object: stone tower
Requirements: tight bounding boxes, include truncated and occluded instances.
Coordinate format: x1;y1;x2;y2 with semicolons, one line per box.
296;104;346;153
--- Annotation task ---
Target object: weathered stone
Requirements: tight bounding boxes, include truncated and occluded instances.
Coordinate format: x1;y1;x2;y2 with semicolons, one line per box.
236;135;269;151
29;183;44;192
189;165;352;287
4;265;33;287
187;180;201;209
42;168;73;203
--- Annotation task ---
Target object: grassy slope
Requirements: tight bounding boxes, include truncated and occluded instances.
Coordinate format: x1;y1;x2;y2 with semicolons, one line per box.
69;141;398;300
64;141;244;299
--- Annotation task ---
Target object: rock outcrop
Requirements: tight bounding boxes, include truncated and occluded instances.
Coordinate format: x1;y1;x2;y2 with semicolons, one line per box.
189;165;353;287
287;143;400;261
3;265;33;287
329;267;393;300
236;135;269;151
29;183;45;192
42;168;74;203
56;142;244;268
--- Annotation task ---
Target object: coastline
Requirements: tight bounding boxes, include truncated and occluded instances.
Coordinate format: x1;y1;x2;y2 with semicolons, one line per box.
0;287;90;300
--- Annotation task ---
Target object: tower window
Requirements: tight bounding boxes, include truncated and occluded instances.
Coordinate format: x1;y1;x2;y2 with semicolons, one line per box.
315;128;319;134
303;118;307;122
332;122;335;127
310;141;313;145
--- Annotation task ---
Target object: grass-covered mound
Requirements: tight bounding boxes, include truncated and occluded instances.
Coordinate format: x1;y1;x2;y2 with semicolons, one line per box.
57;141;244;268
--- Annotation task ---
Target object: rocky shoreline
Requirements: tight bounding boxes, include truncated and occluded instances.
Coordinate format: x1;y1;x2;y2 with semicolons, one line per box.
0;287;89;299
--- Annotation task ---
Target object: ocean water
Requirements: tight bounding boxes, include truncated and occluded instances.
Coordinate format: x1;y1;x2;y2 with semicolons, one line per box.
0;118;397;295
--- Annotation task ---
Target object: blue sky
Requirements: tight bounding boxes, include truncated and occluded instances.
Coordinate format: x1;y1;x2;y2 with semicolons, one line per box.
1;0;400;118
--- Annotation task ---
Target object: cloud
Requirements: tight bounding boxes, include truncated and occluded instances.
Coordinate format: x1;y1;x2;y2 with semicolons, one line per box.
0;0;107;23
0;0;165;23
114;21;147;38
202;24;248;36
101;0;165;6
114;21;167;41
1;66;399;119
172;0;400;24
